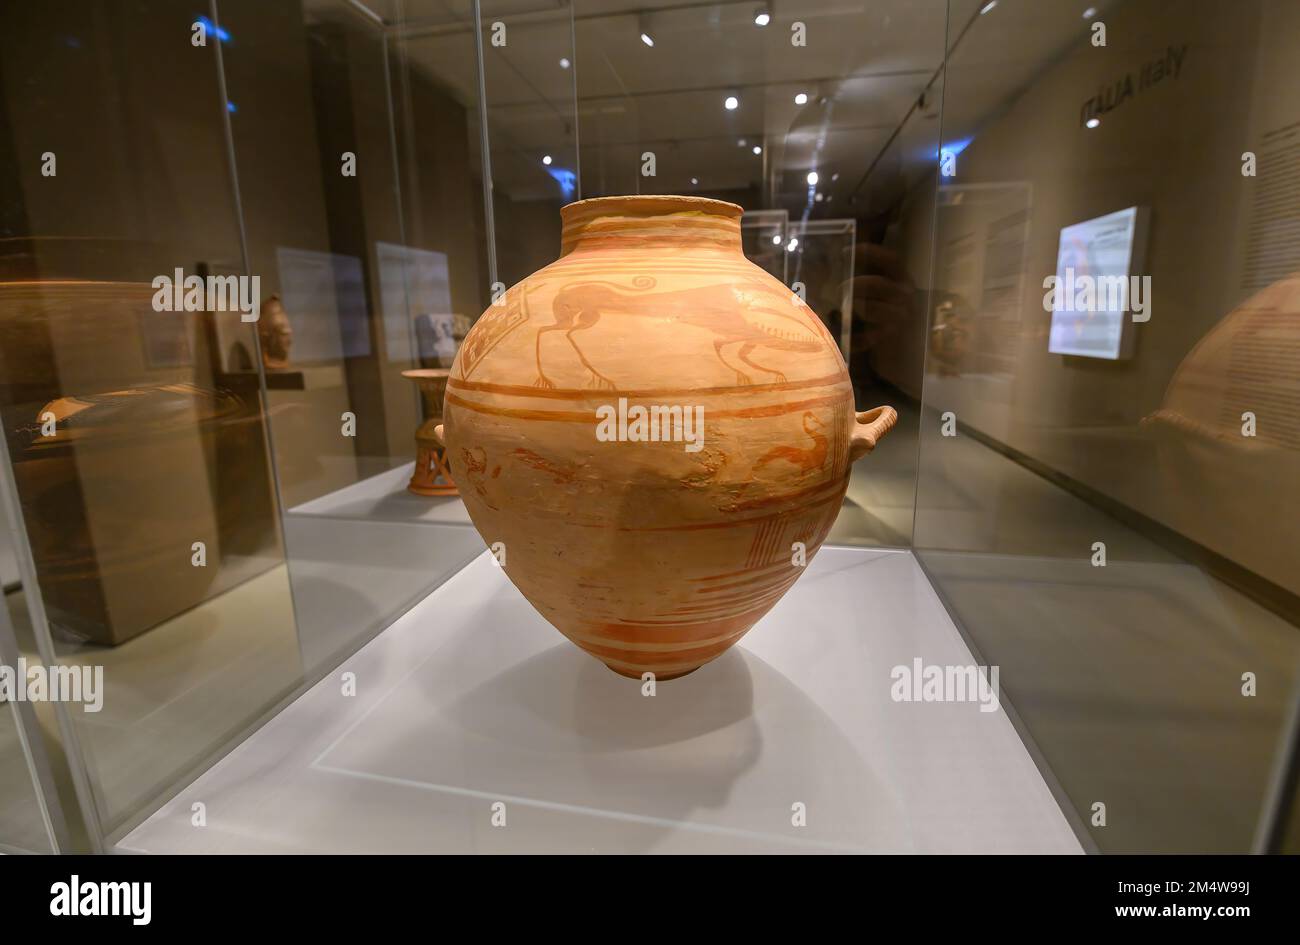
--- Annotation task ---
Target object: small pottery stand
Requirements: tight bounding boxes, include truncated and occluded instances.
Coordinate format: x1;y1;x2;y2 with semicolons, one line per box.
402;368;458;497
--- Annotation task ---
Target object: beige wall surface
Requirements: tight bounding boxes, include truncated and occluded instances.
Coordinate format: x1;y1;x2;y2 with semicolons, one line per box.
202;1;486;507
912;0;1300;595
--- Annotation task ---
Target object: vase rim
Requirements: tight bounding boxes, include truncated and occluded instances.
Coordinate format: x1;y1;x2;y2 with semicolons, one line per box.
560;194;743;222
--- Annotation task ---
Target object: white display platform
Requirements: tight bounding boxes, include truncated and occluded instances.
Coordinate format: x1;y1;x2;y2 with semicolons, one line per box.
119;546;1081;854
289;462;471;526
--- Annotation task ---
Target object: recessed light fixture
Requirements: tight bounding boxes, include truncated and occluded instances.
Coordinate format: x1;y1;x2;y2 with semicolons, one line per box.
691;177;699;185
1085;117;1100;128
794;92;808;105
815;192;824;202
754;7;771;27
772;234;782;245
831;172;839;181
1082;6;1097;17
980;0;997;13
641;32;654;47
725;95;740;111
806;171;819;185
542;155;553;165
559;57;570;69
738;138;747;147
638;13;655;47
752;145;762;155
786;238;799;252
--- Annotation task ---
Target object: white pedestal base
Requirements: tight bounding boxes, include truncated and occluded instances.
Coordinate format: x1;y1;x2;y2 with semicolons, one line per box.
120;546;1080;854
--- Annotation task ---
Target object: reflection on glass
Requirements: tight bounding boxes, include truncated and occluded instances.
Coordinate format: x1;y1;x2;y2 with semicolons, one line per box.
914;0;1300;852
564;1;948;548
0;0;297;840
0;566;56;852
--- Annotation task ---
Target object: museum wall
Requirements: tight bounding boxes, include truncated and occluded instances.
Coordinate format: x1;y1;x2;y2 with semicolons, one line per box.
391;40;490;337
0;0;308;835
871;165;940;404
203;0;490;507
213;0;362;507
906;0;1299;597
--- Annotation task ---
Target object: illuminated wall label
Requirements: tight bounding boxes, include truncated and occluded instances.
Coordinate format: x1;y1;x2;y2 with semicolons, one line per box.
1045;206;1150;360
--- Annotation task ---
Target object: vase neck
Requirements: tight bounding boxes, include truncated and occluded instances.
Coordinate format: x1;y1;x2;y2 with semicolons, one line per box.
559;195;744;256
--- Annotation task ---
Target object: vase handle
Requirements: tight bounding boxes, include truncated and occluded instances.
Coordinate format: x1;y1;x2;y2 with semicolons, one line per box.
433;423;446;447
849;406;897;463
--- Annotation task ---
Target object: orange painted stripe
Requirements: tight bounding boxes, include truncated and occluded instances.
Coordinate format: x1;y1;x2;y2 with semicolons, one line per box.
722;480;846;515
567;237;737;252
696;578;802;603
561;223;738;241
666;590;791;616
598;490;843;534
580;615;750;645
539;265;760;275
564;624;750;653
600;601;772;636
696;575;802;597
687;559;797;583
445;391;851;424
447;373;848;400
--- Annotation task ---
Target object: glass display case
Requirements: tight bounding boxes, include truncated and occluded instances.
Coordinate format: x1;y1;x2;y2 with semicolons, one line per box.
0;0;1297;855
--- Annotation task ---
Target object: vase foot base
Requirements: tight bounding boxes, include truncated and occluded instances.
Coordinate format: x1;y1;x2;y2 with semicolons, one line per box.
408;443;457;497
407;483;459;497
602;662;701;682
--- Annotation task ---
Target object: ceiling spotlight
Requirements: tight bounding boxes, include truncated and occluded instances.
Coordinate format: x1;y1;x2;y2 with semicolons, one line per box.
641;32;654;47
806;171;819;185
794;92;808;105
739;138;747;147
754;7;771;27
691;177;699;184
980;0;997;13
815;192;824;202
1082;6;1097;17
786;238;799;252
638;13;655;47
752;145;762;155
771;234;782;245
831;172;839;181
1085;117;1100;128
559;57;570;69
542;155;553;165
725;95;740;111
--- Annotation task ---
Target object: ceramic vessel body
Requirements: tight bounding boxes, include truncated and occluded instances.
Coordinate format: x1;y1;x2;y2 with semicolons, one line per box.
444;196;867;679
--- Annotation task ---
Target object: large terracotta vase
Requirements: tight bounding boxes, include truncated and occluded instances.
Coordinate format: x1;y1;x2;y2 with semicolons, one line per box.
439;196;896;679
